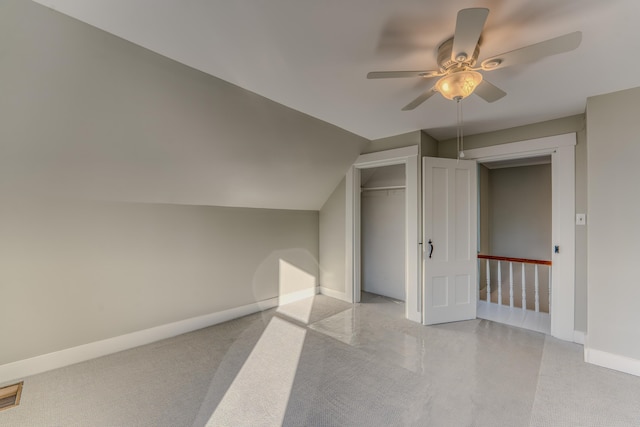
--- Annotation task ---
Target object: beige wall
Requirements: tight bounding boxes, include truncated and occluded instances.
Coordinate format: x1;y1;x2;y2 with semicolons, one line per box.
362;131;421;154
319;178;347;295
364;130;436;156
0;0;367;210
487;164;552;260
439;115;587;332
586;87;640;361
437;115;585;158
0;0;366;367
420;131;439;157
0;200;318;365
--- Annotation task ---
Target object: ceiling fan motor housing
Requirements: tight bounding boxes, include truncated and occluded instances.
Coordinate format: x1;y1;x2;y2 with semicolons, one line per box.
437;37;480;72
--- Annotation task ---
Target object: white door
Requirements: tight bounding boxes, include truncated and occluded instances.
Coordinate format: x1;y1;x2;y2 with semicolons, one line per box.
423;157;478;325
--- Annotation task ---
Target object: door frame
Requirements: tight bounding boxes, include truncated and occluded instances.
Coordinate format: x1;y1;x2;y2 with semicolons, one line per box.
345;146;421;322
463;133;576;341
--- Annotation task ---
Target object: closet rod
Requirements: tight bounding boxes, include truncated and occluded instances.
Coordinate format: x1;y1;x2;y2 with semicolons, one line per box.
361;185;406;192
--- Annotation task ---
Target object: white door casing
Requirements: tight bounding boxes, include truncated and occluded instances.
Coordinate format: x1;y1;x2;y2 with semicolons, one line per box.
346;146;420;322
422;157;478;325
550;145;576;341
463;133;576;341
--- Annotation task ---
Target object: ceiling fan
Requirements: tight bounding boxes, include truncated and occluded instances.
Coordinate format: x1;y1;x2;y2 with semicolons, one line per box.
368;8;582;110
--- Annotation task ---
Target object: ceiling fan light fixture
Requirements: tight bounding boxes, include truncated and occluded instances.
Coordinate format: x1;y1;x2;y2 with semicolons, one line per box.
435;70;483;100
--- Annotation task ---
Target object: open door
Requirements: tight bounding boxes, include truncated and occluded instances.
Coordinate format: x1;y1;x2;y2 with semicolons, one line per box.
423;157;477;325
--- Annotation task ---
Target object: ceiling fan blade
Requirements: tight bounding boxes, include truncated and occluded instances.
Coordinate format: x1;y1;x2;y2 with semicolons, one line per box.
474;80;506;103
451;8;489;63
402;88;437;111
481;31;582;71
367;70;439;79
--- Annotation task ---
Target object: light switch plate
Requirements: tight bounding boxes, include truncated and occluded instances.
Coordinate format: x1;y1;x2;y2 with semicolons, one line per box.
576;213;586;225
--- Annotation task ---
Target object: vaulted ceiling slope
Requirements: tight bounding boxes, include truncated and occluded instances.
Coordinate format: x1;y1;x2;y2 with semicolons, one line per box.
2;1;368;210
32;0;640;141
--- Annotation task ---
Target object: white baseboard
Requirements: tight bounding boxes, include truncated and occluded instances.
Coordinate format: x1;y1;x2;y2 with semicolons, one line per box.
278;286;320;305
319;286;350;302
573;330;585;345
0;296;283;385
584;346;640;377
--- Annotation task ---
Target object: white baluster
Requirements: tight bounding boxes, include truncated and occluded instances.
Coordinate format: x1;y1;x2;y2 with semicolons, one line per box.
497;261;502;306
534;264;540;313
486;259;491;303
509;262;514;308
521;262;526;311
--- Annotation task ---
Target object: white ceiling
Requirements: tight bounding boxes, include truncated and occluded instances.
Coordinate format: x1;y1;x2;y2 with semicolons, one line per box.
33;0;640;141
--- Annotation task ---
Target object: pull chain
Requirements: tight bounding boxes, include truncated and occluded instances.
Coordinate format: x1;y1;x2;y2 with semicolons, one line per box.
456;98;465;161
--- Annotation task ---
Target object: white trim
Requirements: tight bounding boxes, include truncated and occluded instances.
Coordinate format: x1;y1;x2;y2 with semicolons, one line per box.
355;146;419;165
0;297;283;384
470;133;576;342
278;286;320;305
551;145;576;342
346;146;421;322
463;134;576;161
585;347;640;377
319;286;350;302
573;330;586;345
477;301;550;335
345;166;358;304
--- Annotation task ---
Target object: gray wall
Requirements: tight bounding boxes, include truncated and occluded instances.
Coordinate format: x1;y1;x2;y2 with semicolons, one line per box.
438;115;588;332
0;0;367;210
486;164;552;260
319;178;347;295
362;131;421;154
420;131;439;157
0;0;367;366
586;87;640;360
0;200;318;365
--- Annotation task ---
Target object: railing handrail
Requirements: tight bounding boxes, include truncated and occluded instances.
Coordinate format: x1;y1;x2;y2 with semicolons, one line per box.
477;254;552;266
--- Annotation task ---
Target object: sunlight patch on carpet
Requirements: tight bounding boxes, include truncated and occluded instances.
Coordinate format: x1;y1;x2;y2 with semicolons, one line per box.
206;316;306;426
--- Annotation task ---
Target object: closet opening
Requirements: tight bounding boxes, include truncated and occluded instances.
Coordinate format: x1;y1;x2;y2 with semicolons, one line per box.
360;164;406;305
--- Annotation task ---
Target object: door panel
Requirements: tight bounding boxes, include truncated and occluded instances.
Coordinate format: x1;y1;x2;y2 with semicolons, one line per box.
455;275;471;305
423;157;477;325
455;168;471;261
430;167;449;262
432;276;448;307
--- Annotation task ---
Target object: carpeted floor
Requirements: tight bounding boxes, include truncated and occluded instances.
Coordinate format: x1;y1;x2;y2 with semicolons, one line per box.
1;293;639;426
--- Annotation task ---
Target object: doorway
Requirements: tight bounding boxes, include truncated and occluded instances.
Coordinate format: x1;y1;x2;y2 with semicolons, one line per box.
345;146;420;323
361;164;406;301
464;133;576;341
477;157;552;334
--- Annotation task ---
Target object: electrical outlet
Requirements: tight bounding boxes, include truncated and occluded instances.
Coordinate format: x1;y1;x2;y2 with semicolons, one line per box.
576;213;586;225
